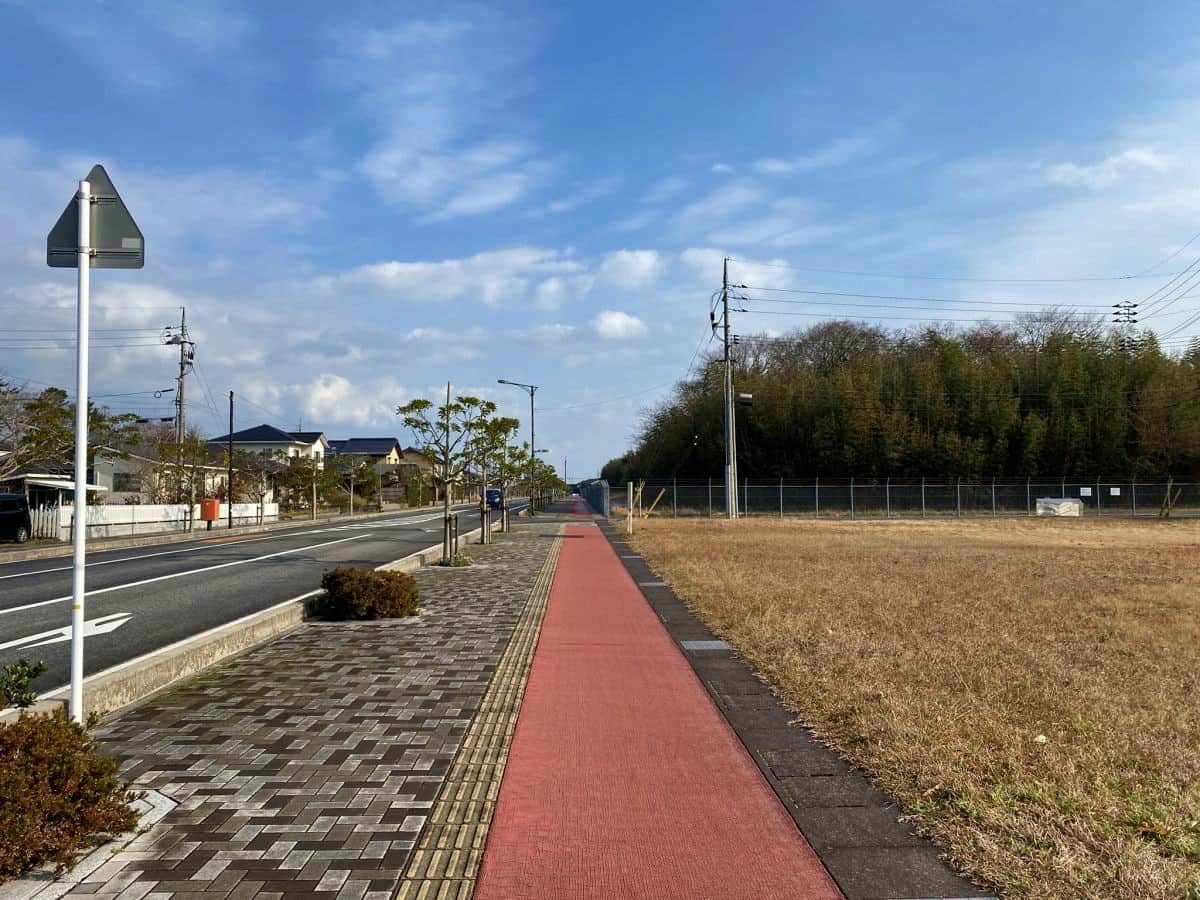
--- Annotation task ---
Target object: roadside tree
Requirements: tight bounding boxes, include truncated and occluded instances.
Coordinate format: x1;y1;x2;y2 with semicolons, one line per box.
398;388;498;563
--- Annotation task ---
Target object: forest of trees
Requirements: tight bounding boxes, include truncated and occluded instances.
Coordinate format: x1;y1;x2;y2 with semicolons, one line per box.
601;316;1200;482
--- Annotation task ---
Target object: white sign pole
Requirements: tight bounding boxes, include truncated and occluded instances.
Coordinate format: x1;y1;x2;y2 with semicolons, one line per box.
70;179;91;724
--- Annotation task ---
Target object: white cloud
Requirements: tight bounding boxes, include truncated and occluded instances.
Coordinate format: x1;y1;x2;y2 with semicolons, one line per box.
598;250;664;289
534;277;569;310
327;247;585;307
673;182;764;234
592;310;648;339
752;135;875;176
11;0;251;88
710;163;734;174
328;12;551;220
291;374;412;429
643;176;690;205
1045;148;1172;189
613;210;656;232
540;176;621;215
679;248;796;289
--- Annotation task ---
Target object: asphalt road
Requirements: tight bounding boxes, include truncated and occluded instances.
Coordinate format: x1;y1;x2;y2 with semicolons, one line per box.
0;502;524;694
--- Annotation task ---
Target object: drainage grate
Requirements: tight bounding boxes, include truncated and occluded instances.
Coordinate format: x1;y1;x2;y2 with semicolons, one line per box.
638;580;667;587
680;640;732;651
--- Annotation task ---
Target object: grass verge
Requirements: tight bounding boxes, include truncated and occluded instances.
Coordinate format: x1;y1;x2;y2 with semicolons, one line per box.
629;517;1200;899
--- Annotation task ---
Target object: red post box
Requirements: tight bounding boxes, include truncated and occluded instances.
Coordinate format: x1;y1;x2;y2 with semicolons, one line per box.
200;498;220;522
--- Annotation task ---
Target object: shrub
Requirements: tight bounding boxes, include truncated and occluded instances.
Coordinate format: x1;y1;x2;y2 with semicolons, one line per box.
0;710;139;881
314;567;419;620
1;659;46;708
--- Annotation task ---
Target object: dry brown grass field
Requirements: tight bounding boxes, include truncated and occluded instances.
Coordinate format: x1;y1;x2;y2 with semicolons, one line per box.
628;516;1200;899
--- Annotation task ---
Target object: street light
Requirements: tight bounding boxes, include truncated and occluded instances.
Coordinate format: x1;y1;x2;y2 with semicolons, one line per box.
498;378;539;512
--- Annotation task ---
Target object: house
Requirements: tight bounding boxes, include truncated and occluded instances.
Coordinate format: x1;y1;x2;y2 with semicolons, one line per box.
398;446;433;478
327;438;404;467
207;424;328;466
93;444;232;504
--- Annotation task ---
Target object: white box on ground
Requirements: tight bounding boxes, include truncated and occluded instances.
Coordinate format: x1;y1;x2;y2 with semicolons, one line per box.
1036;498;1084;517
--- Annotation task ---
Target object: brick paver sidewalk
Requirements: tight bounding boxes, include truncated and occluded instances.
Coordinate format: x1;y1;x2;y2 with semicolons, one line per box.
30;524;560;899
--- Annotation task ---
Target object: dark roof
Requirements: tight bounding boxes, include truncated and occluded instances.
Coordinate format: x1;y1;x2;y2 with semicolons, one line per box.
327;438;402;456
207;424;302;445
289;431;326;444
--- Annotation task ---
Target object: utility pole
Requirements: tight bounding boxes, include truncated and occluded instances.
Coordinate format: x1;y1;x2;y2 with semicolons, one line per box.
227;391;234;529
722;257;738;518
173;307;189;444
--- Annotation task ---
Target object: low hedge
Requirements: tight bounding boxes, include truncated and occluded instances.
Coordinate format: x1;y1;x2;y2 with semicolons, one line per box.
0;710;139;882
314;567;420;620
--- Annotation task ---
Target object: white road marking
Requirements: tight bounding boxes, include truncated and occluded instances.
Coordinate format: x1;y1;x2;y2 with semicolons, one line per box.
0;612;133;651
0;505;489;581
0;533;371;618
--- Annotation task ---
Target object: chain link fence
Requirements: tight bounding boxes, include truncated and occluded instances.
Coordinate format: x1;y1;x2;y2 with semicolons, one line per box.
577;479;610;516
619;478;1200;519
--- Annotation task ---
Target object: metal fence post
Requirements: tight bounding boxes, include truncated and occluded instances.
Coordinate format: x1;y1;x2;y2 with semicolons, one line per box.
1026;476;1031;516
672;477;677;518
1096;477;1101;517
815;477;820;518
744;477;749;516
991;477;996;517
885;477;891;518
850;477;855;519
1131;480;1137;518
1061;475;1066;497
921;477;925;518
707;477;712;518
956;477;961;517
779;477;784;518
627;481;633;535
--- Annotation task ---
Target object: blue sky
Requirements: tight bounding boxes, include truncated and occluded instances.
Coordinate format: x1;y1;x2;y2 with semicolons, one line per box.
3;1;1200;477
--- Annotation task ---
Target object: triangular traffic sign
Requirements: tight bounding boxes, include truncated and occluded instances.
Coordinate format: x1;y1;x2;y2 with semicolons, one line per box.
47;164;144;269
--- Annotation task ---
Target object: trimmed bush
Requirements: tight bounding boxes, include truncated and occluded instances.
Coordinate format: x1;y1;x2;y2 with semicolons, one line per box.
0;710;139;882
314;567;420;620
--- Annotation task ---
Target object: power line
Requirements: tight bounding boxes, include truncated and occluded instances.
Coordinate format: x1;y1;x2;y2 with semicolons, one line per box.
734;293;1132;316
1132;227;1200;276
726;257;1186;283
733;285;1121;308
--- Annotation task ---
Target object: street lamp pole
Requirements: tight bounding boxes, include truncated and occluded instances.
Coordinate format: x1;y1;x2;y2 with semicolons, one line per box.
498;379;539;513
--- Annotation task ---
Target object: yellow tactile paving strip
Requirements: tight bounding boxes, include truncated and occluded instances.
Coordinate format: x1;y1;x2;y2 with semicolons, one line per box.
395;527;562;900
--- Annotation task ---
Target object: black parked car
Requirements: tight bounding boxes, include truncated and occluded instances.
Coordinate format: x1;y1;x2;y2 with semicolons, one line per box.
485;488;503;510
0;493;32;543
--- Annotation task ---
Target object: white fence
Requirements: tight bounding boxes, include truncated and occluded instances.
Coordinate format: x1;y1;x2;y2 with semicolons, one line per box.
44;502;279;542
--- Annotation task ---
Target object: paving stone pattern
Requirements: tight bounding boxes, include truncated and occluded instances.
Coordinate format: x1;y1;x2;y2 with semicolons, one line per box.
396;531;560;900
64;526;557;899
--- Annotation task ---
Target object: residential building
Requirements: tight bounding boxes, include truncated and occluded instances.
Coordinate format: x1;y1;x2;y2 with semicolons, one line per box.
93;445;232;504
207;424;328;466
327;438;403;466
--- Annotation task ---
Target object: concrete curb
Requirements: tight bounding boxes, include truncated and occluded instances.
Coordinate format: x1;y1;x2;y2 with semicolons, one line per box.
0;507;428;564
0;517;504;725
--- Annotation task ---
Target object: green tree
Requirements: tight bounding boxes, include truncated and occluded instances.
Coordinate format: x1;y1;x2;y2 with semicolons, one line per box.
398;389;499;562
0;385;138;485
468;415;520;542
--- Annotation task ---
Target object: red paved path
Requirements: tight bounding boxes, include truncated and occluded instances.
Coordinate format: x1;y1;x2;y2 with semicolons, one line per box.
474;522;841;899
